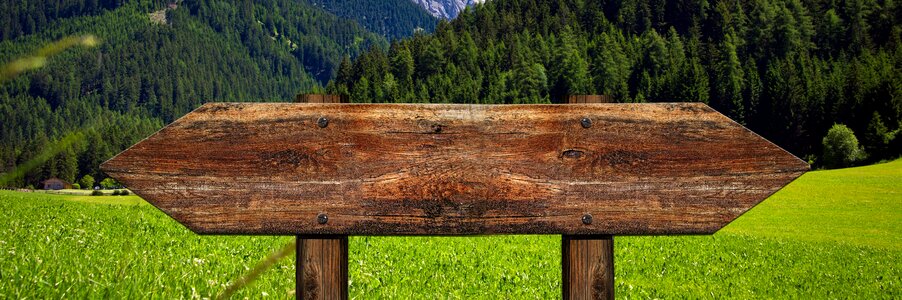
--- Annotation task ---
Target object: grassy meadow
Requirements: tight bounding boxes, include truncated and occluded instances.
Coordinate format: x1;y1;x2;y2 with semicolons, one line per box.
1;161;900;298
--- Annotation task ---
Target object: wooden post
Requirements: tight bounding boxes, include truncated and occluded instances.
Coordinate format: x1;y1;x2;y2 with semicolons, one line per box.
294;95;348;300
563;95;614;300
562;236;614;300
567;94;614;104
295;94;346;104
296;236;349;300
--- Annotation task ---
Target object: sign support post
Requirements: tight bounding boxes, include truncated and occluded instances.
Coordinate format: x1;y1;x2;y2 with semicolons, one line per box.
563;235;614;299
562;95;615;299
296;235;348;300
294;96;349;300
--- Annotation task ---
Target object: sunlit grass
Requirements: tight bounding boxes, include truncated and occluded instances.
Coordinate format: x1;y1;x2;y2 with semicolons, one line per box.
17;190;144;205
723;159;902;249
0;191;294;299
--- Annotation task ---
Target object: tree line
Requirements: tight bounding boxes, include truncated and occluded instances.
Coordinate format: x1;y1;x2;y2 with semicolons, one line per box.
328;0;901;166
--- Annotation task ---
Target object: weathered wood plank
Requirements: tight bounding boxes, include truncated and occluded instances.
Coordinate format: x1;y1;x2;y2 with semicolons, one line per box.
101;103;807;235
297;236;348;299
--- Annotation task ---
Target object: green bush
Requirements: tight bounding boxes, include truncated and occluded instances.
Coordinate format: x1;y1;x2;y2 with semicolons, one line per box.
99;178;118;189
120;190;130;196
72;183;80;190
78;175;95;190
111;190;121;196
822;124;866;169
90;190;104;196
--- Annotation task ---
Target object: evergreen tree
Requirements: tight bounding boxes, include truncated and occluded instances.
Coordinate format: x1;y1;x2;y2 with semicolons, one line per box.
551;27;592;100
715;33;746;122
591;31;631;101
418;38;446;76
390;45;415;88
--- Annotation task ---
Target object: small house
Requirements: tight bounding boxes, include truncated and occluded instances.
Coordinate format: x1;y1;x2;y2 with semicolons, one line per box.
42;178;72;190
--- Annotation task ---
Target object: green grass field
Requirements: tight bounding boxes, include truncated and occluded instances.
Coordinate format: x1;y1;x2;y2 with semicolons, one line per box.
1;160;899;298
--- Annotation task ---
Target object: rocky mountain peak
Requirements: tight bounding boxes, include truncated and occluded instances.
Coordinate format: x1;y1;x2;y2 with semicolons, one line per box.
411;0;484;19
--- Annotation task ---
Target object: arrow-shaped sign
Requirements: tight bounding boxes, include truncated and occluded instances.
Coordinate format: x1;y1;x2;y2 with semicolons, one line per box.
102;103;807;235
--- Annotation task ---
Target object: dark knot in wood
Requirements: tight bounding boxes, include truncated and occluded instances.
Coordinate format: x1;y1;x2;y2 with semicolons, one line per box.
561;149;586;160
581;117;593;128
317;117;329;128
317;213;329;224
582;214;593;225
415;119;445;134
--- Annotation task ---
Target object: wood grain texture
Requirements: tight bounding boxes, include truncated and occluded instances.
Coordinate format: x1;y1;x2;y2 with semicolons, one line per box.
568;95;613;104
562;236;614;300
295;94;345;104
297;236;348;300
101;103;808;235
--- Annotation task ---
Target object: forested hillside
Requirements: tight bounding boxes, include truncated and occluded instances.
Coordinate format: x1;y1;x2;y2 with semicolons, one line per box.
309;0;438;39
329;0;902;164
0;0;387;188
0;0;146;41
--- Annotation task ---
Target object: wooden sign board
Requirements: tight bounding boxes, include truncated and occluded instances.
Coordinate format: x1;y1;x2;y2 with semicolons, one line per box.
101;103;807;236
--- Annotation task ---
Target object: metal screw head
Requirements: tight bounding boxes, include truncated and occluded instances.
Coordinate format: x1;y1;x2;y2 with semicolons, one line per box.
317;117;329;128
581;214;593;225
317;213;328;224
580;117;592;128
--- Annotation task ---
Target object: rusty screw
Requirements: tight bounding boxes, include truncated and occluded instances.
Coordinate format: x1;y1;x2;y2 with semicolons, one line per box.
581;214;593;225
580;117;592;128
317;213;328;224
317;117;329;128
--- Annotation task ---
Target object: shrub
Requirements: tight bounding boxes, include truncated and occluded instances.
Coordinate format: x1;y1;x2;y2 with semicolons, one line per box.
91;190;104;196
822;124;866;169
100;178;118;189
72;183;80;189
112;190;121;196
120;190;130;196
78;175;95;190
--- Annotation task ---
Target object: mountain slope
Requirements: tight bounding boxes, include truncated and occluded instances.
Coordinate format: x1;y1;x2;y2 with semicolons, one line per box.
412;0;484;19
0;0;388;187
0;0;147;41
309;0;438;39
